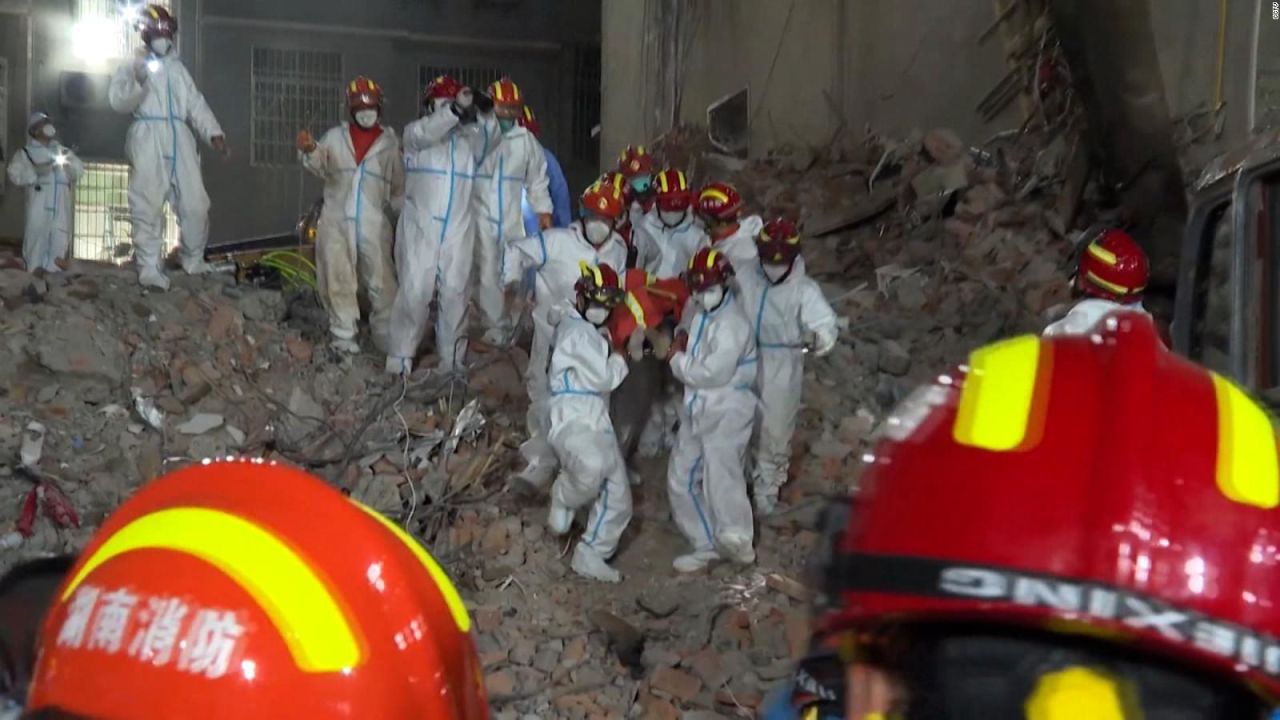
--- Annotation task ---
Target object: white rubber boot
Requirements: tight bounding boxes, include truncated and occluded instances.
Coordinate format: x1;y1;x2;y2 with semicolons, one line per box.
571;545;622;583
719;533;756;565
548;501;573;536
330;337;360;354
673;550;720;573
385;356;412;376
138;267;171;291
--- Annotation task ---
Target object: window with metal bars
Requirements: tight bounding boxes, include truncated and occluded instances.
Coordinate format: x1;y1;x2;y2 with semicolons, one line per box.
73;161;178;264
418;65;505;101
251;48;344;168
570;45;601;168
75;0;174;60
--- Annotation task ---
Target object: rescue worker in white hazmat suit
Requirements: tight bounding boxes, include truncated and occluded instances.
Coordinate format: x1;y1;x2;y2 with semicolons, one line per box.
107;4;227;290
6;113;83;273
385;75;482;375
1043;227;1151;337
546;262;632;583
633;168;702;458
504;181;630;490
297;77;403;354
665;248;758;573
693;182;761;276
473;77;552;344
737;218;838;516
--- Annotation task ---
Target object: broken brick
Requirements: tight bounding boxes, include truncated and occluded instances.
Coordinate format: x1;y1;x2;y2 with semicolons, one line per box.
649;666;702;703
484;669;516;696
766;573;813;602
474;607;503;633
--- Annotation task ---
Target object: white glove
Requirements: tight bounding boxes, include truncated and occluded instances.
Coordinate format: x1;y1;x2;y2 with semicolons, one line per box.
813;328;838;357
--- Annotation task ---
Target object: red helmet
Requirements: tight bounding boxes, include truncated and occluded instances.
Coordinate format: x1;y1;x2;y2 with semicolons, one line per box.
518;105;540;137
580;180;625;221
423;74;462;103
818;312;1280;706
757;217;802;266
136;4;177;40
654;168;692;213
685;248;734;292
1076;228;1148;302
574;261;623;307
696;182;744;223
487;77;523;109
27;460;488;719
617;145;654;179
347;76;383;111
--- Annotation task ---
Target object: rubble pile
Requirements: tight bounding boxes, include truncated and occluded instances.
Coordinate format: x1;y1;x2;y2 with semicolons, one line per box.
0;124;1102;718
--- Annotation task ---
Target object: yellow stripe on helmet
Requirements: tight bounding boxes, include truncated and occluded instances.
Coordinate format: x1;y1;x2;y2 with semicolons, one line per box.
1024;667;1128;720
592;265;604;287
1211;373;1280;509
676;170;686;188
349;81;358;93
1084;270;1139;296
657;173;669;193
64;508;363;673
701;188;730;204
953;335;1042;452
705;250;719;269
492;83;504;102
352;501;472;632
1086;241;1119;266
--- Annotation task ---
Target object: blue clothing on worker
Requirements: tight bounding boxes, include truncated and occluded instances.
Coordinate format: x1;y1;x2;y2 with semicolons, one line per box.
759;682;841;719
522;147;572;237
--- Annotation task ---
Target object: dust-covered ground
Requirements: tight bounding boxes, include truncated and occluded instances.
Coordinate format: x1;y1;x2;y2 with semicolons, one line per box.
0;117;1097;717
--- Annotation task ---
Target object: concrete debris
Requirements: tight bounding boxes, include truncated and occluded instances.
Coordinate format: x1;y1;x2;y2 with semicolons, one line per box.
177;413;224;435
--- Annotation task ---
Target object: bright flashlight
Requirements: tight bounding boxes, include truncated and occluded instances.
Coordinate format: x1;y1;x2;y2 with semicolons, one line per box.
120;2;144;26
71;17;117;65
54;153;68;167
146;58;161;73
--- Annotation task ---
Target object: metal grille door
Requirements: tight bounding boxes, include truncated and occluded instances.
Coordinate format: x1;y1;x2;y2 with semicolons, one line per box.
73;162;178;263
251;48;344;168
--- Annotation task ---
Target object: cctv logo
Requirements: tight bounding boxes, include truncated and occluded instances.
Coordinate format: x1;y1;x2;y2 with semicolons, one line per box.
939;566;1280;677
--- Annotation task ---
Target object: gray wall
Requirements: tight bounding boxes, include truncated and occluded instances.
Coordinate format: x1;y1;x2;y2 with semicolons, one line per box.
603;0;1266;174
0;0;600;245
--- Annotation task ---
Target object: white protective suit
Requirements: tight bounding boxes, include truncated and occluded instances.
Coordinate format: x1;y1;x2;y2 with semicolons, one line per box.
301;123;404;351
738;263;838;513
388;110;478;371
547;309;631;581
635;210;706;278
473;117;551;341
504;223;629;479
7;139;84;272
667;287;759;571
108;52;223;287
698;215;763;277
1042;298;1150;337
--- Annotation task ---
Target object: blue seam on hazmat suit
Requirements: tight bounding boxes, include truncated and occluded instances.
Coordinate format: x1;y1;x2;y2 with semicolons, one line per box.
685;311;715;546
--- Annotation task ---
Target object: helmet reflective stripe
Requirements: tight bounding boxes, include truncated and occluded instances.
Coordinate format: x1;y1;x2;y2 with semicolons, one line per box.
952;335;1043;452
1086;241;1119;266
64;507;363;672
352;501;472;632
701;188;730;204
625;293;646;326
350;81;358;93
1212;373;1280;509
657;173;669;193
1084;270;1140;295
148;6;161;19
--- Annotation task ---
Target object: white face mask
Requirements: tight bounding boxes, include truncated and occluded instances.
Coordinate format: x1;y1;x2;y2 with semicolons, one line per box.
40;125;56;140
149;37;172;56
697;286;725;312
659;209;687;228
354;110;379;129
763;262;791;284
583;218;613;246
584;306;611;325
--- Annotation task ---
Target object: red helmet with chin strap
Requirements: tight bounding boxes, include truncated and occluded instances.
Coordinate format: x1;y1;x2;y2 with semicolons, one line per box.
757;217;802;266
1076;228;1148;302
815;312;1280;715
580;181;625;222
654;169;692;213
347;77;383;111
685;248;734;292
423;75;462;103
617;145;654;179
574;261;623;307
136;5;177;41
696;182;743;223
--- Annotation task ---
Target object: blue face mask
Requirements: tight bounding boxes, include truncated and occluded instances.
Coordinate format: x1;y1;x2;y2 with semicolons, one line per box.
498;118;516;133
630;175;653;195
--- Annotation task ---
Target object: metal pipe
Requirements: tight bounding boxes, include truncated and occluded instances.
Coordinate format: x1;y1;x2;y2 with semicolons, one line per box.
200;15;561;54
1248;0;1262;132
1214;0;1229;109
